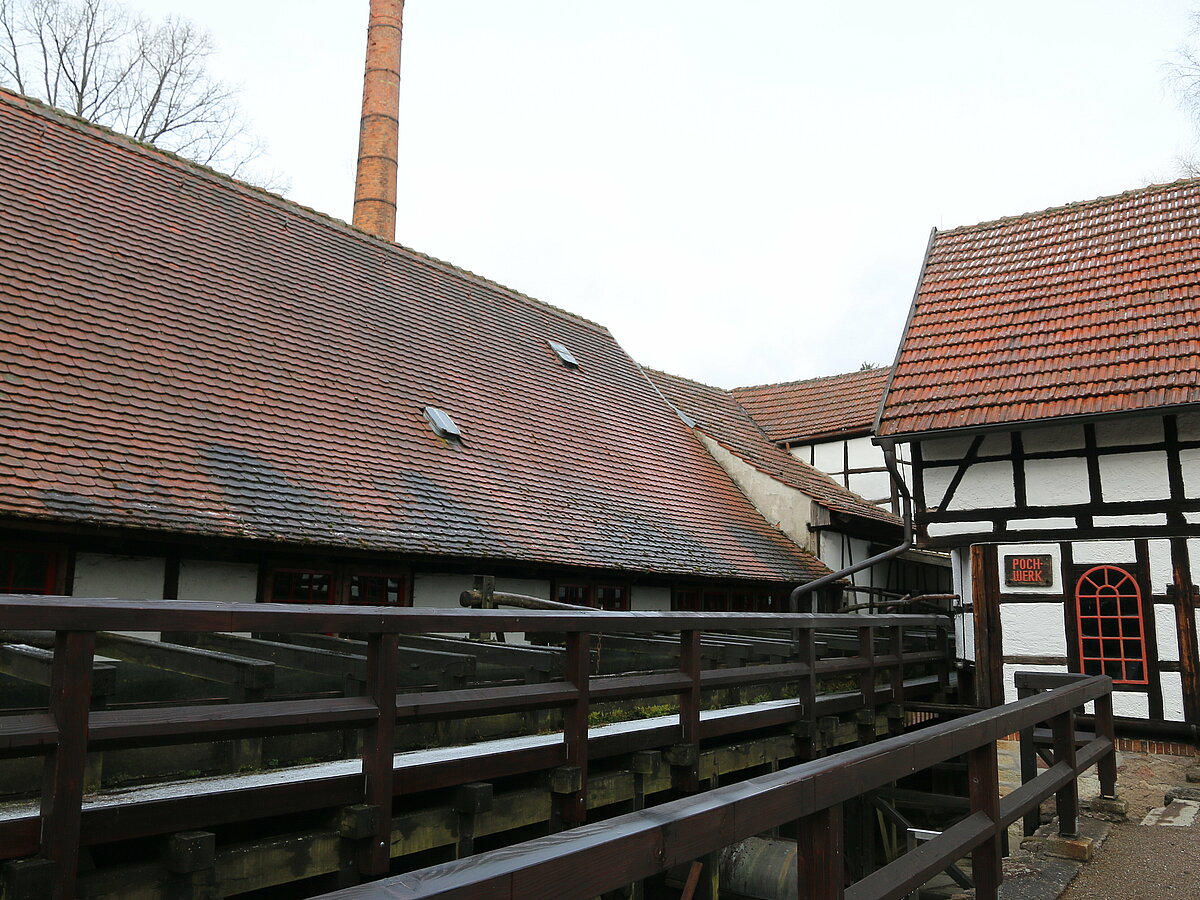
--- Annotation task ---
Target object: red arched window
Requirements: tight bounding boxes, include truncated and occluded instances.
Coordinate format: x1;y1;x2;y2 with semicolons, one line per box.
1075;565;1148;685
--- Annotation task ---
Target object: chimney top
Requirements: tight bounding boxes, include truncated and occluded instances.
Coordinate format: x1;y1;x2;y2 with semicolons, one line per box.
353;0;405;241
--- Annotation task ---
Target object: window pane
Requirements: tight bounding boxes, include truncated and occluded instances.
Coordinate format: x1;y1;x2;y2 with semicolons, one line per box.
350;575;405;605
272;570;331;603
1;548;56;594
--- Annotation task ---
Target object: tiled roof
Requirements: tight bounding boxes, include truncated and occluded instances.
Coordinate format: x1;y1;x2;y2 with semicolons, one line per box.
878;180;1200;437
647;369;900;529
732;368;892;445
0;90;829;584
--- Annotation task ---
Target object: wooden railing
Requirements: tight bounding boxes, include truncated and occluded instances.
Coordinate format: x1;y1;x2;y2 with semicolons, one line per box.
0;596;952;899
314;674;1116;900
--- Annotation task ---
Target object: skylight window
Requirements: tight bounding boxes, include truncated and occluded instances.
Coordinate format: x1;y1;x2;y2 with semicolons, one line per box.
423;406;462;441
548;340;580;368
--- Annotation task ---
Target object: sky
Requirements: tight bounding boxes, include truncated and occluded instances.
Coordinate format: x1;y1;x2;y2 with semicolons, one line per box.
123;0;1199;389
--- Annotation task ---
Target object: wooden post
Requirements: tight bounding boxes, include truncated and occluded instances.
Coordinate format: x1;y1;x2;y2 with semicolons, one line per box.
559;630;590;825
935;622;952;700
967;741;1001;900
796;803;844;900
673;629;702;794
797;627;818;760
357;632;398;877
857;626;876;744
1052;708;1078;838
971;545;1003;708
888;625;905;735
1169;539;1200;724
41;630;96;900
1094;690;1118;799
1016;681;1040;837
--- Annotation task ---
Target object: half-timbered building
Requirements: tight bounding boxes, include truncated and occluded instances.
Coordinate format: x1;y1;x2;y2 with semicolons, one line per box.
876;179;1200;727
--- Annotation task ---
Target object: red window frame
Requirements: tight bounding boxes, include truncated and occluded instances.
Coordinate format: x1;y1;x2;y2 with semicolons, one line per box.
1074;565;1149;685
266;564;410;606
0;543;62;595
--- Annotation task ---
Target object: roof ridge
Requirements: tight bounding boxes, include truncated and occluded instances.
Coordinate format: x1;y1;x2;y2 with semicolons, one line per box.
0;87;610;336
731;366;892;394
936;176;1200;238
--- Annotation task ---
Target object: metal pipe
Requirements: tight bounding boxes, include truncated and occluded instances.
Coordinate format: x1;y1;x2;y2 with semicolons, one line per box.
790;443;913;607
459;590;593;612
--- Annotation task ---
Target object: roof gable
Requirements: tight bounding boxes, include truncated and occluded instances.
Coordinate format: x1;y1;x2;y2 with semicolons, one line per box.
648;369;899;530
0;90;826;583
878;180;1200;438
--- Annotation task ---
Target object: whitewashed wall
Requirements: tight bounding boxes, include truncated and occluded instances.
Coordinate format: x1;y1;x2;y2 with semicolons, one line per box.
73;553;164;600
178;560;258;603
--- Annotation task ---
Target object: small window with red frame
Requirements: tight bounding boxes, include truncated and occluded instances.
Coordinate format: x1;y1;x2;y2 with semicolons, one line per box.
558;584;592;607
348;574;408;606
595;585;628;611
674;589;699;611
270;569;333;604
0;545;60;595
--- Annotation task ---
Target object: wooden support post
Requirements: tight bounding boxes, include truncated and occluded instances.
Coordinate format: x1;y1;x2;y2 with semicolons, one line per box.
558;630;589;826
971;544;1003;708
857;626;876;744
888;625;904;733
796;803;844;900
41;630;96;900
935;622;952;701
1016;681;1040;837
1052;708;1079;838
357;632;398;878
797;627;818;760
164;830;217;900
673;629;702;794
1095;690;1118;799
1169;539;1200;725
967;741;1002;900
455;783;493;858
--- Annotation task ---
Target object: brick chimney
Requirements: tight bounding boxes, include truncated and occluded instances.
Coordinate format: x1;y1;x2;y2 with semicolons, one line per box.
353;0;405;240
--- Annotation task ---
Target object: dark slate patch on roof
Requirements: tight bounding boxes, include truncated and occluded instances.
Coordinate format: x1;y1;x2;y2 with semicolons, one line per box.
0;90;827;583
878;180;1200;438
647;369;899;529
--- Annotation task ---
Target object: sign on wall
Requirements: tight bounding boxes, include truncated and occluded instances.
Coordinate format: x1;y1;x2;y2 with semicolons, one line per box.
1004;554;1054;587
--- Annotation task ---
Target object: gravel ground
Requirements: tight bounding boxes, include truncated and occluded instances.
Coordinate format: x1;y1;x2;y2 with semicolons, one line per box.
1060;824;1200;900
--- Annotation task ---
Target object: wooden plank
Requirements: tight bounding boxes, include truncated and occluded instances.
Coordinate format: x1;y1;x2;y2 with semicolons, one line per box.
95;631;275;696
1052;708;1078;837
559;631;590;826
40;631;95;900
358;632;399;877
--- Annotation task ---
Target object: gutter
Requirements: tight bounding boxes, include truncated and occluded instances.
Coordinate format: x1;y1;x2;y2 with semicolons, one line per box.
790;444;913;606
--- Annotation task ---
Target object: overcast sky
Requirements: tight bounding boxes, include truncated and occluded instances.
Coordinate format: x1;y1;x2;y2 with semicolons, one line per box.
126;0;1198;389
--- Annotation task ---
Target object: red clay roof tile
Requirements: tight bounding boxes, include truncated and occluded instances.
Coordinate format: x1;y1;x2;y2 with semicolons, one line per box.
878;181;1200;437
0;90;828;584
731;368;892;445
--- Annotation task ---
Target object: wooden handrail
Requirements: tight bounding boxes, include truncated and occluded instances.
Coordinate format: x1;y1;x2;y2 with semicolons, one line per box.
0;596;955;899
313;674;1115;900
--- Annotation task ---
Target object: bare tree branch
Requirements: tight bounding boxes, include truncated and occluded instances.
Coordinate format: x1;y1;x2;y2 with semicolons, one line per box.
0;0;287;192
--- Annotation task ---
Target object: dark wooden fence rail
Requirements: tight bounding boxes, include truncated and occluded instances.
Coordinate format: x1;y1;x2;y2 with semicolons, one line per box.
315;674;1116;900
0;596;952;900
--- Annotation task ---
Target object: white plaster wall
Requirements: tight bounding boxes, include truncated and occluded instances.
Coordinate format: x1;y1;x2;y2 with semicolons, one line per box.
1093;514;1169;528
999;604;1066;656
789;444;814;465
1161;672;1186;721
922;434;1008;461
1111;692;1151;719
1178;413;1200;442
1098;451;1171;502
811;441;846;473
1155;604;1180;661
73;553;165;599
846;436;882;469
927;521;993;539
178;560;258;603
412;573;473;609
996;543;1061;594
1191;538;1200;585
849;470;892;503
697;433;815;553
1149;540;1173;594
1073;541;1136;565
924;461;1015;511
1182;449;1200;500
1009;517;1076;531
632;585;672;611
495;578;552;601
1022;424;1086;453
1024;456;1091;507
1095;417;1162;447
